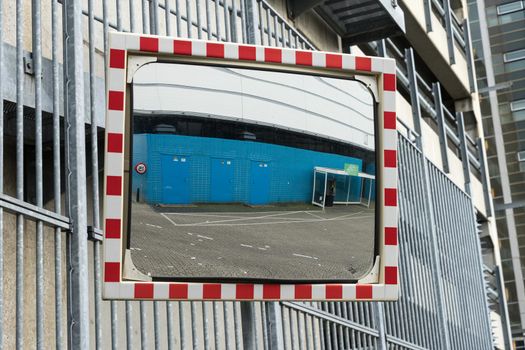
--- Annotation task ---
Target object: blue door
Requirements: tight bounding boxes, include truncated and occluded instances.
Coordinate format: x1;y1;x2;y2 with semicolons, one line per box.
249;161;271;205
210;158;234;202
161;155;190;204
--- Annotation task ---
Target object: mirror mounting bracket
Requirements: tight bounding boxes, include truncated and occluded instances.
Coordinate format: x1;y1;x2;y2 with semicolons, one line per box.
127;56;158;83
123;249;153;282
355;74;379;101
357;255;380;284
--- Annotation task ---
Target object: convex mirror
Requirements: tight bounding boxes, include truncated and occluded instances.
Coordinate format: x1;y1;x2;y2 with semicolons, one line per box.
103;33;398;301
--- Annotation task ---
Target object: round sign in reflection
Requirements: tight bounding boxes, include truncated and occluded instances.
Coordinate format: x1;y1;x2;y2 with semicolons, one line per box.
135;162;147;174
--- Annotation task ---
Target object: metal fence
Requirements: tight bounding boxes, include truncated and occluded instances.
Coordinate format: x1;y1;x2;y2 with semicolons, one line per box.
0;0;494;349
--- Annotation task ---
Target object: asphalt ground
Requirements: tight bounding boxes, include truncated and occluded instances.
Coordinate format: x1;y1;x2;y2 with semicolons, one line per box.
129;202;376;282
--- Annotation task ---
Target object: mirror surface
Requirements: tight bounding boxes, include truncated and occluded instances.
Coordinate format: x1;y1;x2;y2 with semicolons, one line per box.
129;62;377;282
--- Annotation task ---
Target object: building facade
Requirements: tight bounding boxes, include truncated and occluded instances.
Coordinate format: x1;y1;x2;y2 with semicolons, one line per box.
0;0;511;348
467;0;525;346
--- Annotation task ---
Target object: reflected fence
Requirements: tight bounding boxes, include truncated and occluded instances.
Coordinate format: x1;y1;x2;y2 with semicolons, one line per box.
0;0;493;349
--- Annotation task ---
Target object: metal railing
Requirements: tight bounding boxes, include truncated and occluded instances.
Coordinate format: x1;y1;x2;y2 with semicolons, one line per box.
0;0;495;349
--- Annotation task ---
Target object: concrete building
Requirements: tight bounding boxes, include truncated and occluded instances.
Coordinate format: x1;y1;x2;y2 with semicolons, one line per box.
0;0;511;348
467;0;525;346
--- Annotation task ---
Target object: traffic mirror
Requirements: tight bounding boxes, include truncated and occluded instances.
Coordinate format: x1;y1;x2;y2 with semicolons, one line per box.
103;32;398;301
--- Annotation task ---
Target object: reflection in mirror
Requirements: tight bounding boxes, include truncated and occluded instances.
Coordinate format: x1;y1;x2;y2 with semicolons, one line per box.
129;62;376;282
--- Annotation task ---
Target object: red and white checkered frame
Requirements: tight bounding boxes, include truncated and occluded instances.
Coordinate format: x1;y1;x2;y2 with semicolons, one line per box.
103;32;398;301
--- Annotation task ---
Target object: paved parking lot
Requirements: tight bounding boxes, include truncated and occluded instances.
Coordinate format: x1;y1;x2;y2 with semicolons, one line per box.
129;202;376;282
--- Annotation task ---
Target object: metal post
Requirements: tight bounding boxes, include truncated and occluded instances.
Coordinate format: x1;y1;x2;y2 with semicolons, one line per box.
457;112;471;195
63;0;90;348
495;265;513;350
432;82;450;173
374;303;387;350
241;302;257;350
476;138;493;217
244;0;260;45
463;19;476;93
266;302;285;350
443;0;456;64
405;48;422;148
423;0;432;32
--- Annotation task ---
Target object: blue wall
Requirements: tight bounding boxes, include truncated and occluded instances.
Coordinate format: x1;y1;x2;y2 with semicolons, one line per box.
132;134;369;205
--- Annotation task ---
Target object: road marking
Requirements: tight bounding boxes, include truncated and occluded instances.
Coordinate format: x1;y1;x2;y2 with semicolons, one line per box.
240;244;253;248
293;253;319;260
145;223;163;229
197;234;213;240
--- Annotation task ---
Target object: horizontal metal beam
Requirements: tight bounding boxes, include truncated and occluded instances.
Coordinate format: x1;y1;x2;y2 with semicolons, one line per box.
0;193;70;229
281;301;379;337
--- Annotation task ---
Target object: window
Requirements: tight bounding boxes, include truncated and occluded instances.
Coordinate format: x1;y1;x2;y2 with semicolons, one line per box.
511;99;525;111
518;150;525;162
504;48;525;63
497;1;524;15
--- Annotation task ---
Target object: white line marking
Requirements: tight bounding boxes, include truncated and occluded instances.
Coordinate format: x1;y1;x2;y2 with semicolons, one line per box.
169;215;374;227
293;253;318;259
197;234;213;240
160;213;177;226
305;211;326;220
240;244;253;248
145;223;163;229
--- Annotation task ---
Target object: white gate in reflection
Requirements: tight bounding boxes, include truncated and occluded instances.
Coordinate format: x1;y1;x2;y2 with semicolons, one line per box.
0;0;493;349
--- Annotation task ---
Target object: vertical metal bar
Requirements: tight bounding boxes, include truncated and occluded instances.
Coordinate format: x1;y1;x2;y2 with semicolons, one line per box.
130;0;137;32
63;0;90;347
215;0;222;41
405;48;422;149
476;137;493;217
140;301;148;350
265;7;271;45
239;0;247;43
126;302;134;350
205;0;212;40
224;0;230;41
179;302;188;350
213;302;221;349
443;0;456;64
374;303;387;350
235;302;243;350
203;302;211;350
186;0;193;37
93;244;103;350
196;0;203;39
154;301;161;349
152;0;160;34
165;0;173;35
224;303;232;350
432;82;450;173
15;0;25;347
32;0;44;347
457;112;471;195
51;1;64;348
191;302;200;349
111;302;119;350
495;265;513;350
176;0;182;36
231;0;238;42
142;0;150;33
265;302;284;350
261;303;269;350
117;0;123;30
258;2;264;45
463;19;476;93
167;302;176;350
241;302;257;350
423;0;432;32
